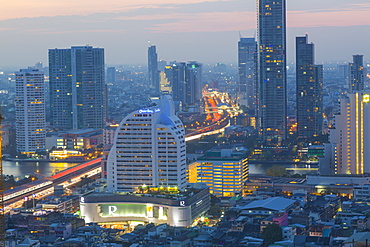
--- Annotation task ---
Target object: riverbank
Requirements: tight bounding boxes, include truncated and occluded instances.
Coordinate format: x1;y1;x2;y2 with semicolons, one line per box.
3;158;88;163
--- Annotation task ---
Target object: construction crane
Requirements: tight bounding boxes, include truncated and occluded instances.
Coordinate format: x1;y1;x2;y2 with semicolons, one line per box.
0;112;5;246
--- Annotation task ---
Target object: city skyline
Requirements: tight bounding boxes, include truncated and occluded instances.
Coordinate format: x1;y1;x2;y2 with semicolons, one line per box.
1;0;370;68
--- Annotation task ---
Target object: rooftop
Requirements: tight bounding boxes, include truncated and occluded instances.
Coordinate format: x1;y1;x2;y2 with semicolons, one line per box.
241;197;297;211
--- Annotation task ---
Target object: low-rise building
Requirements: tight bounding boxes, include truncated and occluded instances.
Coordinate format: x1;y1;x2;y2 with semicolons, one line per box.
80;185;211;227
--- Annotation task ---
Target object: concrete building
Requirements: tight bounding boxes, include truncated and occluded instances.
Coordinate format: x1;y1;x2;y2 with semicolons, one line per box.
257;0;287;144
80;186;210;227
49;46;106;130
238;37;257;109
148;45;159;92
349;55;364;93
15;68;46;154
320;91;370;174
296;35;323;138
106;95;187;192
188;146;248;197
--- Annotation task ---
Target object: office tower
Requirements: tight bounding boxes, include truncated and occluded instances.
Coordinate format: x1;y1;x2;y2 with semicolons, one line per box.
106;67;116;84
349;55;364;93
320;92;370;175
257;0;287;144
159;71;172;94
185;62;202;106
188;147;248;197
238;37;257;108
106;95;187;192
49;46;106;130
165;62;186;104
296;35;323;138
158;59;167;72
15;68;46;153
148;45;159;92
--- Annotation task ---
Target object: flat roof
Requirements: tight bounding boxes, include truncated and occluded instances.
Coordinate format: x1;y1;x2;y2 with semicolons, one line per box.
241;197;296;211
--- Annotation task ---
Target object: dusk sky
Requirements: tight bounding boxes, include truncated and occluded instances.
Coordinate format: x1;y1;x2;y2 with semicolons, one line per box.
1;0;370;68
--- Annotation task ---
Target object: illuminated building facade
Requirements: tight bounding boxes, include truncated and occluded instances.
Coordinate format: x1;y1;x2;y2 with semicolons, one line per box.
188;147;249;197
238;37;257;108
49;46;106;130
320;92;370;174
257;0;287;144
349;55;364;93
148;45;159;92
15;68;46;153
159;71;172;94
296;35;323;138
107;95;187;192
80;186;210;227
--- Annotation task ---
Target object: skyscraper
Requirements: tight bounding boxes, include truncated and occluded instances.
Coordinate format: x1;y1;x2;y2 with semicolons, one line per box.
49;46;106;130
106;95;187;192
296;35;323;138
320;92;370;175
185;62;202;107
148;45;159;92
165;62;186;105
349;55;364;93
257;0;287;144
15;68;46;153
238;37;257;109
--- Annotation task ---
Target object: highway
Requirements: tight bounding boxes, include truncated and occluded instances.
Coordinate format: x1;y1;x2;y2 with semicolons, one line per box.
3;158;102;213
185;90;238;141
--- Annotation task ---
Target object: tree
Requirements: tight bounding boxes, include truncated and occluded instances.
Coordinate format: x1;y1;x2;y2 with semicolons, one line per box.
265;165;286;177
262;223;283;246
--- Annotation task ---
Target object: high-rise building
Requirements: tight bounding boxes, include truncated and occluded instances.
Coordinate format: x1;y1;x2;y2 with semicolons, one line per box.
185;62;202;107
106;67;116;84
320;92;370;175
49;46;106;130
296;35;323;138
165;62;186;104
238;37;257;109
148;45;159;92
257;0;287;144
165;62;202;108
15;68;46;153
349;55;364;93
106;95;187;192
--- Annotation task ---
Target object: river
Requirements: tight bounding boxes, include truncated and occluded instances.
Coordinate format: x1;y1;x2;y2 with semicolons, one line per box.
2;160;79;178
2;160;318;178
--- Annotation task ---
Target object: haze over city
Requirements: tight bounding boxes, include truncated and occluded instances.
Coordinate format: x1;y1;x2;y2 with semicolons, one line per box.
1;0;370;68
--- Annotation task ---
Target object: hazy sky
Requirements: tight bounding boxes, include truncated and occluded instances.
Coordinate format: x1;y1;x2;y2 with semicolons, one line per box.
1;0;370;68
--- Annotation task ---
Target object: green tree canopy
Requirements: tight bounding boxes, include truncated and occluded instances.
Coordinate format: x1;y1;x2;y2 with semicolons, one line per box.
265;165;286;177
262;223;283;246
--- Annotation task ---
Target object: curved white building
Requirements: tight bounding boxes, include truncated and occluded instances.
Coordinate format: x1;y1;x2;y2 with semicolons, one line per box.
107;95;187;192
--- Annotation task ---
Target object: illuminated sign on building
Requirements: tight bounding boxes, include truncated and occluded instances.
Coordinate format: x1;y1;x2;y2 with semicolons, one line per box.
100;204;168;219
138;108;161;114
364;94;370;103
